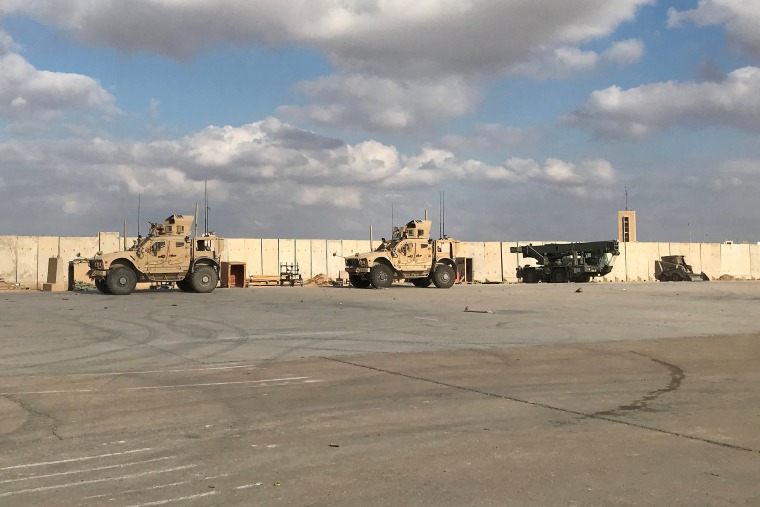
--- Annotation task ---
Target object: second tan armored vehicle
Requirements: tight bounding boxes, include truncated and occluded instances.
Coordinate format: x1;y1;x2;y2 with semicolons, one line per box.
88;214;225;295
345;219;458;289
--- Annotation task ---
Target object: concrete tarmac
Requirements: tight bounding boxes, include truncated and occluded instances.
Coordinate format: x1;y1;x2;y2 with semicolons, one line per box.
1;282;759;506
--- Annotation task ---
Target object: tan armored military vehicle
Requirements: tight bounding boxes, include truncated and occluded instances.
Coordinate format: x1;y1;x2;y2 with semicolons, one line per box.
345;219;458;289
88;214;225;295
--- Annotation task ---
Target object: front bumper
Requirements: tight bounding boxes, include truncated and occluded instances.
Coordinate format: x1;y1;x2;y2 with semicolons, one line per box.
88;269;107;279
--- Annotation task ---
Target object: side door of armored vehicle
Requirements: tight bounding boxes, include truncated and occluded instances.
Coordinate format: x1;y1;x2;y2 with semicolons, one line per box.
395;240;432;271
142;238;168;272
164;237;190;273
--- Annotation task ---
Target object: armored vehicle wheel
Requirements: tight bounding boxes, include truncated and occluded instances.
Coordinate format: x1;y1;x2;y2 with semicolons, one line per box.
550;269;568;283
573;273;592;283
523;270;539;284
670;272;683;282
106;266;137;295
349;275;371;288
190;266;218;293
411;277;432;288
176;278;194;292
432;264;455;288
94;278;111;294
657;273;668;282
369;264;393;289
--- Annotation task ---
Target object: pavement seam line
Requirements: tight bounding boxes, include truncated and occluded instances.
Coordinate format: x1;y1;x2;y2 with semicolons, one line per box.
322;356;760;456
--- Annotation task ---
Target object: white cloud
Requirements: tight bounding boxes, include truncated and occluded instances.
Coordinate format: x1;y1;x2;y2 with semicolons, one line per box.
669;1;760;61
277;74;479;133
0;30;117;122
440;124;538;152
0;118;617;236
602;38;644;65
565;66;760;139
4;1;654;77
508;46;599;80
713;159;760;191
3;1;653;134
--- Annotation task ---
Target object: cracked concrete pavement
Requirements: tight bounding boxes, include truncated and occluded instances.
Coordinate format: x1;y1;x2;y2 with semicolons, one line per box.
0;281;759;506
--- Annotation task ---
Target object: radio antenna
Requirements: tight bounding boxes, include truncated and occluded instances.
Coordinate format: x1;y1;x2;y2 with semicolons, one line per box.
137;193;141;237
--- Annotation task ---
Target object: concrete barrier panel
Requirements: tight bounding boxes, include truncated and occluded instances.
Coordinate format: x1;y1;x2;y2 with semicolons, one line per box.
750;245;760;280
720;243;751;278
37;237;59;288
0;236;18;284
261;239;279;276
603;244;626;282
244;239;263;277
355;240;372;254
340;240;361;257
622;242;660;281
295;240;312;279
483;242;502;283
458;242;486;282
311;240;328;277
98;232;121;253
326;240;344;279
16;237;38;288
699;243;721;280
60;237;99;284
278;239;296;269
224;238;247;268
501;242;519;283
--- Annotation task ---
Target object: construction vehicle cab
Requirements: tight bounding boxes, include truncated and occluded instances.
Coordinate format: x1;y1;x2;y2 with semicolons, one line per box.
655;255;709;282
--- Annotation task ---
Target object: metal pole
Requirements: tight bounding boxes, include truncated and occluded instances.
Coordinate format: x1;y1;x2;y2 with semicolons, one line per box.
369;225;373;250
123;221;127;250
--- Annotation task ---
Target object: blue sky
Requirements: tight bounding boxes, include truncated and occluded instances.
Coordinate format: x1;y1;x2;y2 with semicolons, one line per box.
0;1;759;242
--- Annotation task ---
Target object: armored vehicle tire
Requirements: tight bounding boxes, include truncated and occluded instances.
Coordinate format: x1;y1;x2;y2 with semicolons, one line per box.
349;275;371;288
106;266;137;295
657;273;668;282
190;266;218;293
176;278;194;292
573;273;592;283
94;278;111;294
670;272;683;282
432;264;455;289
411;277;432;288
369;264;393;289
550;269;569;283
523;270;539;284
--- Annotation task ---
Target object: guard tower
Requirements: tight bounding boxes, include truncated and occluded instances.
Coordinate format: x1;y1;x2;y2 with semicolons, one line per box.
618;210;637;243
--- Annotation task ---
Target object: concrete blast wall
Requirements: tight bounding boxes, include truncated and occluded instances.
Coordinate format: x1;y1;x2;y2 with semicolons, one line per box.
1;236;759;288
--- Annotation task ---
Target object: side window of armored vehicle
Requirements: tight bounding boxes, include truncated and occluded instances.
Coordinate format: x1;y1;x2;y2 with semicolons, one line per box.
152;241;165;252
177;226;184;234
418;230;424;237
166;226;172;233
176;242;184;248
421;243;428;249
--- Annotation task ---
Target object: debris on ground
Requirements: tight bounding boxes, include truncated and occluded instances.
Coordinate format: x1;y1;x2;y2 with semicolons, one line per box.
718;274;735;281
72;281;97;291
575;288;583;293
303;273;334;286
464;306;493;314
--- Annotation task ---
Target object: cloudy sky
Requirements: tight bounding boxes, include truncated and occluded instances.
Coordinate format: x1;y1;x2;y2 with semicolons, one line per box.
1;0;759;242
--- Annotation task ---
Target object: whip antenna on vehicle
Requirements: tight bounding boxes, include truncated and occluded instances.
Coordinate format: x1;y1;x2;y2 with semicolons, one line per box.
204;180;209;235
391;202;394;234
137;193;141;237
